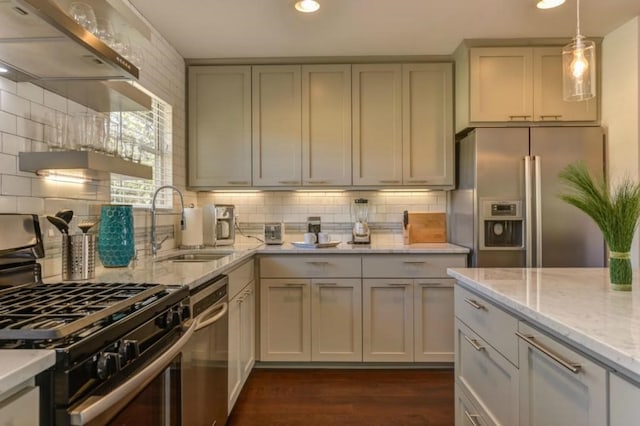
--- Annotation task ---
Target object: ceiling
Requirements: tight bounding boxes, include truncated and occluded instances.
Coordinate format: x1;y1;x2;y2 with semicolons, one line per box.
128;0;640;59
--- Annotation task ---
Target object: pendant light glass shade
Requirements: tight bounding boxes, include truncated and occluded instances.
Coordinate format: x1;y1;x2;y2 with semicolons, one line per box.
562;0;596;101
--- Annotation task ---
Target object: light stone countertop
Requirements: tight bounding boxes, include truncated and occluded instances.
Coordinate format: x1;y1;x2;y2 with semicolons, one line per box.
0;350;55;397
447;267;640;381
5;241;468;389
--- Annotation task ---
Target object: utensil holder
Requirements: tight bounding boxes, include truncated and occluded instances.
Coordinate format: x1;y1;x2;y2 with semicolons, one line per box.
62;234;96;281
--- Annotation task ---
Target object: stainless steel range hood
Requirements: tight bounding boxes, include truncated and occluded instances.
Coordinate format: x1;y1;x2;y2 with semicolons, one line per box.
0;0;151;111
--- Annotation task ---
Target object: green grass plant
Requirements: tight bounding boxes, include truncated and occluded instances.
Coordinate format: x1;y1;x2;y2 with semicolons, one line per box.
559;162;640;289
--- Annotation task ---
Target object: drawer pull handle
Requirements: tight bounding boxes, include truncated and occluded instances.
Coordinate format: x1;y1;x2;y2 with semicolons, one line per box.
516;332;582;374
463;335;485;352
306;261;329;265
464;298;486;310
403;261;426;264
306;180;328;184
278;180;299;185
388;283;411;287
418;283;448;287
464;410;481;426
379;180;400;184
539;115;562;120
227;180;249;185
316;282;337;286
285;283;305;287
407;180;428;184
509;115;531;120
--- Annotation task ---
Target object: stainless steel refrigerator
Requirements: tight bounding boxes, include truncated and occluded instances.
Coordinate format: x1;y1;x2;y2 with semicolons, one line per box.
449;127;606;267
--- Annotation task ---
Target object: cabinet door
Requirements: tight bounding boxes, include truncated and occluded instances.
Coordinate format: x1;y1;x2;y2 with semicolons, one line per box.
352;64;403;186
227;290;242;412
311;278;362;362
259;278;311;361
363;279;413;362
533;47;598;122
456;385;495;426
0;386;39;426
470;47;533;122
610;373;640;426
414;279;454;362
239;281;255;380
302;65;352;186
402;63;454;186
518;322;606;426
188;66;252;187
252;65;302;186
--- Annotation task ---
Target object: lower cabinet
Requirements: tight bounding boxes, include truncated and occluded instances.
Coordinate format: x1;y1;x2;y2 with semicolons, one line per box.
517;321;607;426
363;279;414;362
311;279;362;362
415;279;455;362
610;372;640;426
228;280;256;412
454;284;611;426
259;278;362;362
260;278;311;361
455;320;519;425
0;384;39;426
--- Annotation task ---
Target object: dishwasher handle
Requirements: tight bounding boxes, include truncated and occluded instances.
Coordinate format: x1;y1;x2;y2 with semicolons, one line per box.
194;302;228;332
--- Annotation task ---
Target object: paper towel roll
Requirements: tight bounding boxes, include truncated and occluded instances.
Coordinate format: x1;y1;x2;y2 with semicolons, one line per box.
181;207;203;247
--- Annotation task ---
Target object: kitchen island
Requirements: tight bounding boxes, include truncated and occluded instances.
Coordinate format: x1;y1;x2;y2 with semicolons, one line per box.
447;267;640;425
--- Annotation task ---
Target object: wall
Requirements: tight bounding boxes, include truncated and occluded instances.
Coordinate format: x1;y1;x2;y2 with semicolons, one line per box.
198;190;446;242
0;2;187;276
602;16;640;267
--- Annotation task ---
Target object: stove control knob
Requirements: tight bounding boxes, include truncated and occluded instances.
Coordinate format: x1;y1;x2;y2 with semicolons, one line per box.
96;352;120;380
119;340;140;364
158;308;181;330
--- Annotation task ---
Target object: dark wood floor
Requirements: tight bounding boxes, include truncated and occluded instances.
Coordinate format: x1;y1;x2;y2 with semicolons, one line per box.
227;368;454;426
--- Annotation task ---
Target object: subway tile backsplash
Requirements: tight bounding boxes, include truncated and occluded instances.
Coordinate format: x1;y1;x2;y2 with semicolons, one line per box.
198;190;447;228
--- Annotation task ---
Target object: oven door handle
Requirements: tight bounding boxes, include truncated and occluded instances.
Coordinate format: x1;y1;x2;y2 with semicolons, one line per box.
68;320;197;426
194;302;228;332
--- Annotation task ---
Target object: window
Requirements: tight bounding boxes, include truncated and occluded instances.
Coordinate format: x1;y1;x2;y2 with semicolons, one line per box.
110;94;172;208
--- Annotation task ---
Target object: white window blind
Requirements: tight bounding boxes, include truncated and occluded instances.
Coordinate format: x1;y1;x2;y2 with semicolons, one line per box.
110;96;173;208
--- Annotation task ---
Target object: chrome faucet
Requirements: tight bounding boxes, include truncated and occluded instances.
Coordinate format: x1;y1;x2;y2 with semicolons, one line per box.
151;185;186;257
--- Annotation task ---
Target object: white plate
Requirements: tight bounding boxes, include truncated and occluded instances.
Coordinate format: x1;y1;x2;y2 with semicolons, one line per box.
291;241;341;249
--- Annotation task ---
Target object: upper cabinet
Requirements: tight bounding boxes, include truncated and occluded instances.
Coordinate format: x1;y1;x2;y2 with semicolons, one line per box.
302;65;352;186
188;66;252;188
352;64;403;186
456;45;599;132
252;65;303;186
402;63;454;186
188;61;454;190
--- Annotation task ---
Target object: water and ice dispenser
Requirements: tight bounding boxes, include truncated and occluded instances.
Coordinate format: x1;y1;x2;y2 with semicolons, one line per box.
480;200;524;249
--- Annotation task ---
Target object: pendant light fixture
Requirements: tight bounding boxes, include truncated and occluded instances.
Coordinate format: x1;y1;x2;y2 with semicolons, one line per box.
562;0;596;101
295;0;320;13
536;0;565;9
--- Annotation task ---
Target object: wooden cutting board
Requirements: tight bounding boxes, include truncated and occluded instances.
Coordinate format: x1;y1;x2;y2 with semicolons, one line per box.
407;212;446;243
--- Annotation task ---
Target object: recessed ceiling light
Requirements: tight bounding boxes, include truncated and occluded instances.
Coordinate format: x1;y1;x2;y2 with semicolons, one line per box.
0;66;9;73
295;0;320;13
536;0;566;9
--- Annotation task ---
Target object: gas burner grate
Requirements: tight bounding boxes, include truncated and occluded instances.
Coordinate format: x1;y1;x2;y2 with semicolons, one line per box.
0;282;167;340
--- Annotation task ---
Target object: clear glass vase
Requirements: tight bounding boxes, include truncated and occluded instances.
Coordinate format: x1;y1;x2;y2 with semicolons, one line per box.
609;252;632;291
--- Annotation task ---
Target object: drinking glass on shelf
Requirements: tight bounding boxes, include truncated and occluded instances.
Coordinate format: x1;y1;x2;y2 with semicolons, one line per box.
70;112;93;151
68;2;97;33
93;114;110;153
94;18;115;47
120;135;135;160
44;110;70;150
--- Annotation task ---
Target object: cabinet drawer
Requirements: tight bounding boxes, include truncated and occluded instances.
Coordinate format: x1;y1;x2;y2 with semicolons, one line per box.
456;385;496;426
456;320;518;426
362;254;466;278
260;255;361;278
455;285;518;365
228;259;255;299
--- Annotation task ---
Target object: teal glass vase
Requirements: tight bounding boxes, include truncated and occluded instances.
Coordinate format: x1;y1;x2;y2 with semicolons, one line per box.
97;204;135;267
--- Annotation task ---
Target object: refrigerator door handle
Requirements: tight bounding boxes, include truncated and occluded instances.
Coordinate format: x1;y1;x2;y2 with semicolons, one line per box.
524;155;533;268
534;155;543;267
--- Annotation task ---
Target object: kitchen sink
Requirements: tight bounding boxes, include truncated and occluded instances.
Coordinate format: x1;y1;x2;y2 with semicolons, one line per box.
156;252;234;263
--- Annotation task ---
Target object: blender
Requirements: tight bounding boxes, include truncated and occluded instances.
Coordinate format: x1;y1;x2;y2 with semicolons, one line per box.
352;198;371;244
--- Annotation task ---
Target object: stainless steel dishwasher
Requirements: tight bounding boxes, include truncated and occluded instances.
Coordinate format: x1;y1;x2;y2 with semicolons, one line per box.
182;275;229;426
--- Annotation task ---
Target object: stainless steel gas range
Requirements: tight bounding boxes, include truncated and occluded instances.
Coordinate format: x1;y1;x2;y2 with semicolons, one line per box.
0;214;191;425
